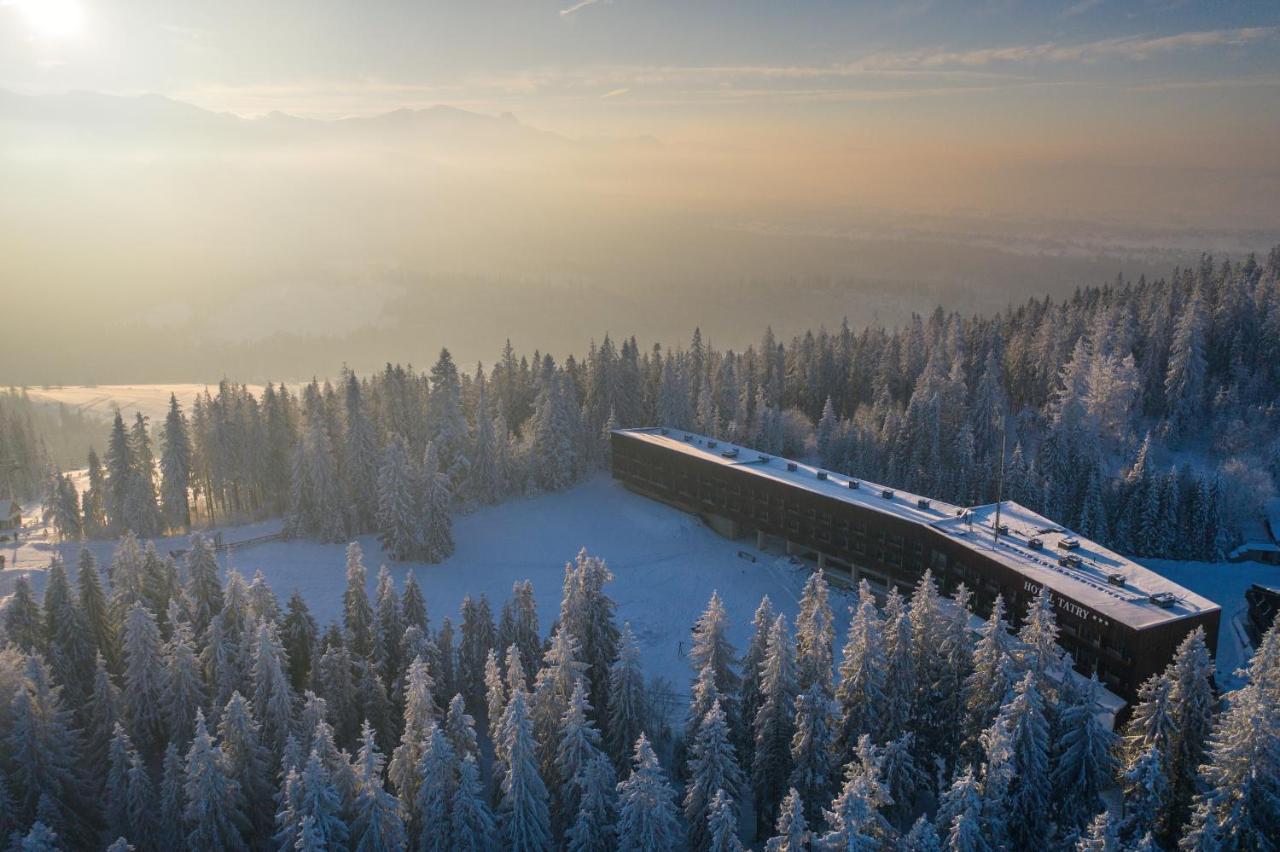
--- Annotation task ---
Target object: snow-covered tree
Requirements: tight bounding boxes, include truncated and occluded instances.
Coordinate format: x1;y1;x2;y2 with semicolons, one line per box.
607;623;648;768
752;613;798;835
980;671;1050;848
451;753;497;852
498;690;552;852
122;601;169;755
616;734;683;852
764;787;811;852
163;617;206;746
183;709;249;851
276;751;350;850
1051;675;1119;831
566;754;618;852
160;393;192;531
685;699;744;852
788;681;835;824
350;720;408;852
836;581;885;755
377;434;420;561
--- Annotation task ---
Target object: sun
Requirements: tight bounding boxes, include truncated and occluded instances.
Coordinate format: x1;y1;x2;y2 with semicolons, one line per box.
11;0;87;39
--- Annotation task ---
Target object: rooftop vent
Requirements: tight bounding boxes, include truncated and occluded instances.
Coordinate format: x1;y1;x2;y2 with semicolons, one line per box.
1058;537;1081;550
996;524;1009;535
1028;537;1044;549
1107;573;1127;587
917;498;930;510
758;455;771;463
659;428;669;435
816;471;828;481
1149;592;1178;608
848;480;860;490
786;462;798;472
881;489;895;500
708;440;718;449
721;448;739;459
1058;554;1083;569
683;434;693;441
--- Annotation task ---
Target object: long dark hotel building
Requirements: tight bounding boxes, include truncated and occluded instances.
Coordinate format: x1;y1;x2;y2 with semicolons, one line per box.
611;427;1219;708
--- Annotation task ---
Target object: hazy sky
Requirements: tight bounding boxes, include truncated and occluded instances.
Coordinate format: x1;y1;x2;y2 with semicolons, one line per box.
2;1;1278;383
2;1;1277;132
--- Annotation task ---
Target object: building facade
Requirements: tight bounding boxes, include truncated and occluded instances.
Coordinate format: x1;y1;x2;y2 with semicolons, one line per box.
611;427;1220;708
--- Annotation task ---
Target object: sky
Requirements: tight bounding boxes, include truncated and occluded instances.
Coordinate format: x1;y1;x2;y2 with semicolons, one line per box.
1;1;1278;383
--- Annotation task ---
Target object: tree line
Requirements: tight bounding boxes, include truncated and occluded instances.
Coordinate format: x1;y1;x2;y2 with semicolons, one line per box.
1;536;1277;850
40;246;1280;564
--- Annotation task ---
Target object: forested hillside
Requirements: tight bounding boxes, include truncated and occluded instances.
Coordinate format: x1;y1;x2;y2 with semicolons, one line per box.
38;249;1280;564
2;535;1277;849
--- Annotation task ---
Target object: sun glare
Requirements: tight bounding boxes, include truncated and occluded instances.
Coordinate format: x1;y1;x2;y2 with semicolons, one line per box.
12;0;86;39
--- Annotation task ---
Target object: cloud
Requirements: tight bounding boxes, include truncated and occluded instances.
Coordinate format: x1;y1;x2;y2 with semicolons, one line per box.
560;0;605;17
861;26;1277;69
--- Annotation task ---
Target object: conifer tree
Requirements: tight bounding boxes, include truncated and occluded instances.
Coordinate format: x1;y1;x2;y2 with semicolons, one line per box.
706;788;745;852
607;623;648;768
218;692;274;841
4;574;44;654
343;542;375;658
77;549;118;670
616;734;683;852
1179;626;1279;850
184;709;249;851
350;720;408;852
1164;627;1216;834
685;699;744;852
764;788;810;852
183;534;223;638
980;671;1050;848
566;754;618;852
818;735;894;850
881;591;916;743
836;581;885;754
788;682;835;825
250;619;294;754
343;373;382;534
555;680;606;837
409;721;455;849
1051;675;1119;831
373;566;405;688
377;434;420;561
794;573;834;696
418;441;455;563
282;590;318;693
451;754;497;852
156;743;185;851
163;617;206;746
753;613;798;835
160;393;192;531
498;690;552;852
123;601;169;755
277;751;350;850
739;595;775;761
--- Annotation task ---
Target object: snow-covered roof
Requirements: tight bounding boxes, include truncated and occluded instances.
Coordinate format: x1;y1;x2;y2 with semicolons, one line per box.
615;427;1218;630
0;500;17;518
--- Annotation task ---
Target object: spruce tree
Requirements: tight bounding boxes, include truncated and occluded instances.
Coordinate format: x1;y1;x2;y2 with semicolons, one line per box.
1051;675;1119;831
343;542;375;658
183;709;249;851
788;681;836;825
451;754;497;852
685;699;745;852
616;734;683;852
752;613;798;835
566;754;618;852
160;393;192;531
122;601;169;756
836;581;885;755
764;787;811;852
498;690;552;852
607;623;648;768
350;720;408;852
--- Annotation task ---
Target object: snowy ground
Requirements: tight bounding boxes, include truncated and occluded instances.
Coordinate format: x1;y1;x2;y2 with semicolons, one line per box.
3;474;1278;693
1;475;856;696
